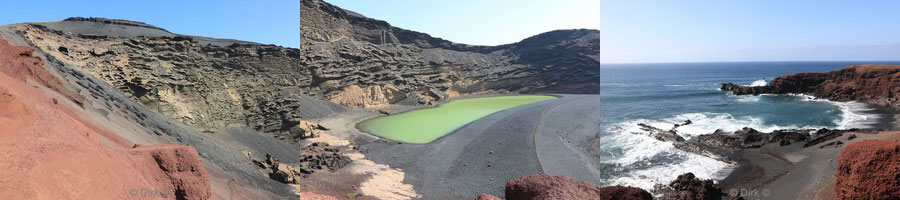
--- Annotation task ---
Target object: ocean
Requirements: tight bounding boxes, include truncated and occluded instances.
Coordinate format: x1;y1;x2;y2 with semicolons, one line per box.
594;61;900;190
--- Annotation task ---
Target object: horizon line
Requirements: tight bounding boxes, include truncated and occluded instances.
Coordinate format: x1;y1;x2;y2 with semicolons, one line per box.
600;60;900;65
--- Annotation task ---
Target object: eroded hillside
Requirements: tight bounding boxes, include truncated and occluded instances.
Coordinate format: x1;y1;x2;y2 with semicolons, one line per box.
13;12;599;141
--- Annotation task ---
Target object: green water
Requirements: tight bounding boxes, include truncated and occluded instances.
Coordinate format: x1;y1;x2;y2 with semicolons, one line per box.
358;95;557;144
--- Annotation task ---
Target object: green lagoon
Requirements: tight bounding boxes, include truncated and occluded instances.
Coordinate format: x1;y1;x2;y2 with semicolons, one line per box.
358;95;556;144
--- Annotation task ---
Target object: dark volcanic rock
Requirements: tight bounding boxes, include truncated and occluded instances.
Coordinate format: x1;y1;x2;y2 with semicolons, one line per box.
504;174;652;200
835;140;900;199
722;65;900;106
252;154;301;184
63;17;170;32
636;123;686;142
661;173;735;200
298;142;351;174
690;127;811;150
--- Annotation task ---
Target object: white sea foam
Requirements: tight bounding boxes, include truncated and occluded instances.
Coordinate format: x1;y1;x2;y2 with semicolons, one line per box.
748;79;767;87
734;95;761;103
601;110;844;191
613;112;824;140
786;93;879;129
596;130;734;190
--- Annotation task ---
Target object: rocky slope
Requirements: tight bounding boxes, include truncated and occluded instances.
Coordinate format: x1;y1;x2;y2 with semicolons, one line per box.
300;0;600;99
836;140;900;199
0;36;210;200
3;20;312;198
722;64;900;106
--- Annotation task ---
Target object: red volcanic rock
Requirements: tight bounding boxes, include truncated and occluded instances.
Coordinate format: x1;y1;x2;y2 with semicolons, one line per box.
724;65;900;106
505;174;652;200
835;140;900;199
0;37;83;105
474;193;501;200
140;145;212;200
0;36;210;199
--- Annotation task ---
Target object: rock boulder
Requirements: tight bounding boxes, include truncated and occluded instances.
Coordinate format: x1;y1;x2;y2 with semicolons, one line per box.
505;174;652;200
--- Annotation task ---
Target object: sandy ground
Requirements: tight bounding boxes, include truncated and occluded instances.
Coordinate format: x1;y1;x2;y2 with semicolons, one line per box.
720;131;900;200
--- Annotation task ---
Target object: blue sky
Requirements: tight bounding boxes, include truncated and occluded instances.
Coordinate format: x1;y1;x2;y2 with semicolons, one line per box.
327;0;601;46
0;0;299;48
600;0;900;63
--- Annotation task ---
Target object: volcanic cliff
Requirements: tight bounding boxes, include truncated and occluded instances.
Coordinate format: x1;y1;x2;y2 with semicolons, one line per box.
722;64;900;106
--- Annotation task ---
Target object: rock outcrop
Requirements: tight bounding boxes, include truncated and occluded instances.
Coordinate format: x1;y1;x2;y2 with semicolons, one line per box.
253;154;302;184
636;123;686;142
285;119;328;141
137;145;212;200
722;65;900;106
298;142;352;174
504;174;652;200
659;173;733;200
835;140;900;199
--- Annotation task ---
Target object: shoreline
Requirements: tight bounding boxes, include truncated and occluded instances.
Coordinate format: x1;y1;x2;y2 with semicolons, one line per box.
859;103;899;130
717;103;900;199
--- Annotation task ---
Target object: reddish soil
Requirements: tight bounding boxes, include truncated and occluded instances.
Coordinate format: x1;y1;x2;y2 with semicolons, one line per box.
504;174;652;200
0;37;210;199
835;140;900;199
0;35;82;105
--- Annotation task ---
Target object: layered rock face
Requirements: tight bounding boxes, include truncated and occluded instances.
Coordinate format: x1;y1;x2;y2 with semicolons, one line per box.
503;174;652;200
300;0;600;97
13;10;598;138
835;140;900;199
722;65;900;105
12;23;331;136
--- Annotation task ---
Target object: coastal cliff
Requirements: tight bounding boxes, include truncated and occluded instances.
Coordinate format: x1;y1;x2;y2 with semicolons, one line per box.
720;64;900;199
722;64;900;105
